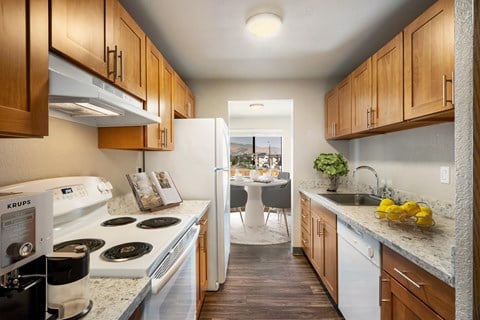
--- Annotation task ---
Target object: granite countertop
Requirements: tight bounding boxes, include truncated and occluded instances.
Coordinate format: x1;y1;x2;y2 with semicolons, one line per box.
84;277;150;320
83;199;211;320
299;188;455;287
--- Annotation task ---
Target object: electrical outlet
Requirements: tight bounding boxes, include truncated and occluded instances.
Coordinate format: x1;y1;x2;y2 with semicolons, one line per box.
440;166;450;184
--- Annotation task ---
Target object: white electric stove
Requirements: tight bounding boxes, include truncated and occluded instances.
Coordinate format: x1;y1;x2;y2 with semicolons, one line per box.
0;176;197;278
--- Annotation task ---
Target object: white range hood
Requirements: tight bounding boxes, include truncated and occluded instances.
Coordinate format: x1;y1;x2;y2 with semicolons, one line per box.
48;54;160;127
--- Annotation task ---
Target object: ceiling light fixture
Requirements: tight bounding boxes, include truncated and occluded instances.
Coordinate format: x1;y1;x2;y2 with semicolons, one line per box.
249;103;264;110
246;12;282;37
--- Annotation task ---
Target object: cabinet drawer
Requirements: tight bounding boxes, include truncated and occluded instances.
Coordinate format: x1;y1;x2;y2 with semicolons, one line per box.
382;246;455;320
300;193;311;207
301;208;311;230
301;227;311;257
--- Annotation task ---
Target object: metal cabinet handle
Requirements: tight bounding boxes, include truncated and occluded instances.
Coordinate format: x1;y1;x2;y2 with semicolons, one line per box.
366;108;371;128
107;45;118;79
333;122;336;136
393;268;423;288
442;73;454;106
451;72;455;106
370;108;374;127
118;50;124;81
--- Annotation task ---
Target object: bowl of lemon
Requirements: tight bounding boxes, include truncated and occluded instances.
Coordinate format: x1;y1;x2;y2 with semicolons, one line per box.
375;199;435;229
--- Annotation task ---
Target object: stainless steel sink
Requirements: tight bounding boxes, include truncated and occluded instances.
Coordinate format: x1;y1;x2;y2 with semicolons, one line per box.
318;193;381;206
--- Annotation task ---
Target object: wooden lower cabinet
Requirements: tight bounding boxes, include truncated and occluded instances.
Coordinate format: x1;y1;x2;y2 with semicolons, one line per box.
381;246;455;320
196;212;208;317
300;193;312;259
310;201;338;303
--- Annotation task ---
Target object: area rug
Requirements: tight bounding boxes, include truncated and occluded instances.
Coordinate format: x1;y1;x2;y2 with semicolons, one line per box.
230;210;291;245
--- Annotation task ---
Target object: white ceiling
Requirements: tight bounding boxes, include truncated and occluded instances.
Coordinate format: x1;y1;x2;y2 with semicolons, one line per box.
120;0;435;81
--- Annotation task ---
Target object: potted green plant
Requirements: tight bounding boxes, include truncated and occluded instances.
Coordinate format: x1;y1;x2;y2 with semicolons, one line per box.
313;153;349;191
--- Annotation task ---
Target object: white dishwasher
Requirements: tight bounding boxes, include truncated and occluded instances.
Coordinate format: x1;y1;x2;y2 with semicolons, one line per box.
337;219;381;320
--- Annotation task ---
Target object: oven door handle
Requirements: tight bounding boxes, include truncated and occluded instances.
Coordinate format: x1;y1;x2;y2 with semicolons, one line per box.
151;227;199;294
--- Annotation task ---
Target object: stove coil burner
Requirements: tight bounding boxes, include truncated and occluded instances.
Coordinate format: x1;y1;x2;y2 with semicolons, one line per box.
101;242;153;262
101;216;137;227
137;217;181;229
54;238;105;253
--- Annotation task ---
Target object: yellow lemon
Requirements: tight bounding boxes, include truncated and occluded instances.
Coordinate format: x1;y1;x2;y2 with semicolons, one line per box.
380;198;395;207
418;205;432;216
400;201;421;216
385;205;405;221
415;207;434;226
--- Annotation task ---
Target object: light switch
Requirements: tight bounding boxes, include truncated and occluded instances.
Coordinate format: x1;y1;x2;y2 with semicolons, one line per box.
440;166;450;184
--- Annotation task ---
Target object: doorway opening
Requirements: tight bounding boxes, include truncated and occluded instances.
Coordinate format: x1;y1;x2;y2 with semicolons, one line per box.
227;99;294;246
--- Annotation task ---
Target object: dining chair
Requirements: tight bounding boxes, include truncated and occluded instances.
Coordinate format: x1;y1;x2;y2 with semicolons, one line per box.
277;171;290;180
261;179;291;236
230;185;247;226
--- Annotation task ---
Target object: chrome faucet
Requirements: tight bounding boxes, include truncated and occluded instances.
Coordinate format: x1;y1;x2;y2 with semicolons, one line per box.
353;165;380;197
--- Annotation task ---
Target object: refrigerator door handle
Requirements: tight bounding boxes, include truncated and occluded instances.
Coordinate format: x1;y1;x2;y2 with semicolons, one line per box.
214;167;229;172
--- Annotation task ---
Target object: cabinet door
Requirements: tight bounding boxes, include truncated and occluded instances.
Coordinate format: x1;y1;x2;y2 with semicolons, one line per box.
337;76;352;136
111;1;146;100
311;214;324;276
351;58;372;133
325;88;338;139
403;0;454;120
161;59;175;150
323;221;338;303
372;33;404;128
0;0;48;137
173;73;187;117
50;0;112;78
186;88;195;118
381;271;443;320
145;39;162;149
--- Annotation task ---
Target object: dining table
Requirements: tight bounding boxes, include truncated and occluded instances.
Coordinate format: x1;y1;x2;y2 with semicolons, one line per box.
230;176;289;228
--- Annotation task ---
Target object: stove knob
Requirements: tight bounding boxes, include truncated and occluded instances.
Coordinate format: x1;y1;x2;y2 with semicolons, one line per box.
7;242;34;259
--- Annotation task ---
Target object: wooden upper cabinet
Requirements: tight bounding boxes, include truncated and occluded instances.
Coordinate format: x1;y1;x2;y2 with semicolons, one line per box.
325;88;338;139
161;58;175;150
186;88;195;118
336;76;352;136
98;38;174;150
372;32;404;128
403;0;454;120
351;58;372;133
50;0;112;78
325;75;351;140
0;0;49;137
173;73;187;117
110;1;146;100
50;0;146;101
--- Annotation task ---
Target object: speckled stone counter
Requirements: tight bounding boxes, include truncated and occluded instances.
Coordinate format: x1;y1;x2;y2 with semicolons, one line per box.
83;198;211;320
299;188;455;287
84;277;150;320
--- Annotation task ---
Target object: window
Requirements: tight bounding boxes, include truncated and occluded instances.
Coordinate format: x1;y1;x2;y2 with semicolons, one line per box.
230;136;282;170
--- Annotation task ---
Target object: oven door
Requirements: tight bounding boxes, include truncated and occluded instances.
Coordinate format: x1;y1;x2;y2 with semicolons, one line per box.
141;226;199;320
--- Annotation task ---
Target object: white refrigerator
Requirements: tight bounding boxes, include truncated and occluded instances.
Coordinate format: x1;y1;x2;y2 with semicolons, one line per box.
145;118;230;291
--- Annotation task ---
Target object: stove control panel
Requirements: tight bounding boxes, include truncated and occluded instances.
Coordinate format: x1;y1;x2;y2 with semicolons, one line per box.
0;177;113;219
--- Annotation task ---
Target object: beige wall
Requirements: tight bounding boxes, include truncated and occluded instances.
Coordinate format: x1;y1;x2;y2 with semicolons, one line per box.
0;118;142;196
348;122;455;202
189;79;349;247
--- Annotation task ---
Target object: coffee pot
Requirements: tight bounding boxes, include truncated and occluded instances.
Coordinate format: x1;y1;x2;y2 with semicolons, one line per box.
47;245;92;319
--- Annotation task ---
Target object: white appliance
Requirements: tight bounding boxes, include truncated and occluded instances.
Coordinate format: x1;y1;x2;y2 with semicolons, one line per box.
0;176;199;319
337;219;381;320
146;118;230;291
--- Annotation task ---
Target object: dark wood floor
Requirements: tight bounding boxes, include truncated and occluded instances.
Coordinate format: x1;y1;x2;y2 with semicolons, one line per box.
199;243;344;320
